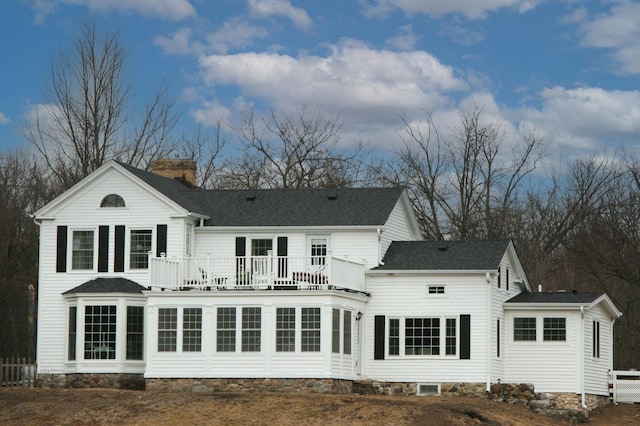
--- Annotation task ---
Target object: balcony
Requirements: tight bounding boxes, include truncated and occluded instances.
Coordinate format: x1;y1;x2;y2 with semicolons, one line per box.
149;254;366;293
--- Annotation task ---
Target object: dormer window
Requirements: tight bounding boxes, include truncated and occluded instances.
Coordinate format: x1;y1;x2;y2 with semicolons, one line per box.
100;194;126;208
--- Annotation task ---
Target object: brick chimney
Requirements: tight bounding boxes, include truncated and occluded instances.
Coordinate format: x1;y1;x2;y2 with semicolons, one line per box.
151;158;197;186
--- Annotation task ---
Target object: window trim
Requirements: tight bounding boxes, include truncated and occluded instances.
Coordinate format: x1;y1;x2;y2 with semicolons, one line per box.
387;315;460;358
100;194;126;208
513;317;537;342
128;228;153;270
275;307;296;352
543;317;567;342
158;307;178;352
301;307;321;352
70;229;96;271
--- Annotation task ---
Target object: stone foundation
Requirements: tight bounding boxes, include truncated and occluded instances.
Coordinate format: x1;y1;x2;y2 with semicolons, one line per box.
37;373;145;390
353;380;609;423
37;374;610;423
145;378;353;394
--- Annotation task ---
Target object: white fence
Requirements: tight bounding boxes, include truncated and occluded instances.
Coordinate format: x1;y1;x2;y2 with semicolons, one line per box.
611;370;640;404
0;358;36;387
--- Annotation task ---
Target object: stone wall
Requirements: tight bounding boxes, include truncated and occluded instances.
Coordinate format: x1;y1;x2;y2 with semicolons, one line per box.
145;378;353;394
37;373;145;390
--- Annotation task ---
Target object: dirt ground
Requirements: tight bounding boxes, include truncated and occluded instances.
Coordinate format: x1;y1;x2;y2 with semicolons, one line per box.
0;388;638;425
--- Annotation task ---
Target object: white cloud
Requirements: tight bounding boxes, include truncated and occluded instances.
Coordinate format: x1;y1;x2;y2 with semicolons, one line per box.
578;2;640;74
199;41;466;115
206;17;269;53
248;0;312;30
519;86;640;153
155;19;269;55
154;28;204;55
35;0;196;21
195;41;468;148
362;0;544;20
190;99;232;127
386;25;418;51
0;112;9;125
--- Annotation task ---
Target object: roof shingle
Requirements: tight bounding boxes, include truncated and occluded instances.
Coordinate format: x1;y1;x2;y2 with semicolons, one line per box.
62;277;146;295
117;162;404;227
374;239;511;270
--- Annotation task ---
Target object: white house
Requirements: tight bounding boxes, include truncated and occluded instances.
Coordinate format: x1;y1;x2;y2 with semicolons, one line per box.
33;159;621;401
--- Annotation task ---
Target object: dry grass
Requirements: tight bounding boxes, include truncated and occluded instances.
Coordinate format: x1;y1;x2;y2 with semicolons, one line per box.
0;388;638;425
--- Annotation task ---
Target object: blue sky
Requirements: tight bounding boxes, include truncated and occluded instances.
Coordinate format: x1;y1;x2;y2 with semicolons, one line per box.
1;0;640;170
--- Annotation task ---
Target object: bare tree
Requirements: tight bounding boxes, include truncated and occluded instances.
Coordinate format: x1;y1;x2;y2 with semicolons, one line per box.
176;124;226;188
374;107;544;239
227;106;367;189
0;151;52;357
23;22;180;191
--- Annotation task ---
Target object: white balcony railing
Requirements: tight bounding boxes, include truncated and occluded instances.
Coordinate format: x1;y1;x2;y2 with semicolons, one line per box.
149;253;366;293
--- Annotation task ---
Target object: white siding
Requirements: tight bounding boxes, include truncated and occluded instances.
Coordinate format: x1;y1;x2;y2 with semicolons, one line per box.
491;254;525;382
36;168;188;374
380;200;418;258
584;305;613;395
363;273;489;383
503;310;579;392
144;292;366;379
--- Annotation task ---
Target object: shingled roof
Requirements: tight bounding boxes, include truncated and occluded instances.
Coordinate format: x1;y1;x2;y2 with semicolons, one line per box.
62;278;146;295
506;291;603;304
118;162;405;227
373;239;511;270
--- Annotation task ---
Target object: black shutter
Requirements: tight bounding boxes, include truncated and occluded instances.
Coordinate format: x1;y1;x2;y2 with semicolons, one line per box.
56;226;68;272
156;224;167;257
98;226;109;272
460;314;471;360
277;236;288;278
374;315;385;360
114;225;125;272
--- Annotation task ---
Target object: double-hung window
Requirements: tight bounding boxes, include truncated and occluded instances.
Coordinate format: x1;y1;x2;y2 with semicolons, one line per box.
216;307;236;352
301;308;321;352
242;307;262;352
130;229;152;269
183;308;202;352
158;308;178;352
513;317;537;341
72;230;94;270
543;317;566;341
126;306;144;360
276;308;296;352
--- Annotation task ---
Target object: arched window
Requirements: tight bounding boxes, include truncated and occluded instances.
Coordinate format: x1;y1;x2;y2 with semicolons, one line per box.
100;194;126;208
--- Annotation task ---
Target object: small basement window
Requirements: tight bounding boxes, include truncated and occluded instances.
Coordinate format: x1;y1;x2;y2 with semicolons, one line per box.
428;286;445;294
417;383;440;396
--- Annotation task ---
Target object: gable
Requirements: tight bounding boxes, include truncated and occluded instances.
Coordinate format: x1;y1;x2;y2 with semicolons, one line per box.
34;161;191;220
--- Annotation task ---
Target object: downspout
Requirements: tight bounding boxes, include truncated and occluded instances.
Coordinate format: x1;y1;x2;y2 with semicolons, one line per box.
377;228;384;265
486;272;492;392
580;306;586;408
610;318;617;373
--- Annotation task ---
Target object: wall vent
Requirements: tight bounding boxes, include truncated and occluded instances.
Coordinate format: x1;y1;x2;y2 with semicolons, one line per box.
417;383;440;396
